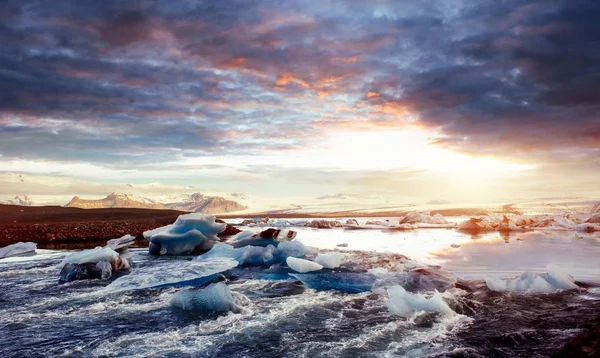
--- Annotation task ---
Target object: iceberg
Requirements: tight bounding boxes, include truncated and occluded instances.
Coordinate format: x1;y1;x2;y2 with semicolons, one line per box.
314;252;348;269
106;258;237;291
144;213;226;255
386;285;454;318
286;257;323;273
59;243;132;281
290;272;375;293
485;264;578;293
0;242;37;259
170;282;239;313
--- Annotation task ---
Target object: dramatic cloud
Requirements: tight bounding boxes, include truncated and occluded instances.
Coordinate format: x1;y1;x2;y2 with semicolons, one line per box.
0;0;598;205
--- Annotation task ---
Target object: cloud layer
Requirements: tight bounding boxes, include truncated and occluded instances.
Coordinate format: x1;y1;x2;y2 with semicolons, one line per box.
1;0;599;202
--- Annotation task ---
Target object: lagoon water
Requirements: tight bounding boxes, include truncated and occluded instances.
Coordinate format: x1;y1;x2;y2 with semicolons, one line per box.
1;221;599;357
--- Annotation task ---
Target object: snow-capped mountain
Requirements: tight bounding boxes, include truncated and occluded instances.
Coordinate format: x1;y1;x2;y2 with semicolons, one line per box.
65;192;247;214
1;196;33;206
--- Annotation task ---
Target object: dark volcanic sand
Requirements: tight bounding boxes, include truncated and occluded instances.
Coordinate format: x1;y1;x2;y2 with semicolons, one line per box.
0;205;186;247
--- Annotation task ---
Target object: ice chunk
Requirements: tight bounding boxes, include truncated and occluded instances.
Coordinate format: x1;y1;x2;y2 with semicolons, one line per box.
62;247;119;266
314;252;348;269
0;242;37;259
386;285;454;318
458;217;497;232
290;272;375;293
199;241;305;266
485;264;578;293
144;213;226;255
198;243;275;266
286;257;323;273
59;261;113;282
106;234;136;251
305;220;343;228
107;258;237;291
276;240;305;258
170;282;238;313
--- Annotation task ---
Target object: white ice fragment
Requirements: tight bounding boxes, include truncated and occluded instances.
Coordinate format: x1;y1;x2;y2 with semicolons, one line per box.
386;285;454;318
106;258;238;291
485;264;578;293
314;252;348;269
286;257;323;273
62;247;119;266
170;282;238;312
0;242;37;259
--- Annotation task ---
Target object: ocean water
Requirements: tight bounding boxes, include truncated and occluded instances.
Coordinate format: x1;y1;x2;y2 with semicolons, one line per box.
1;223;599;357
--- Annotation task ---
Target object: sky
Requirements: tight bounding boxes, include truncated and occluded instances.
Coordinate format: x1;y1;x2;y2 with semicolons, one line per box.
0;0;599;211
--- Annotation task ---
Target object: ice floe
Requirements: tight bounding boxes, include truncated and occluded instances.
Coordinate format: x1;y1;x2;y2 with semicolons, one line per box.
144;213;226;255
0;242;37;259
485;264;579;293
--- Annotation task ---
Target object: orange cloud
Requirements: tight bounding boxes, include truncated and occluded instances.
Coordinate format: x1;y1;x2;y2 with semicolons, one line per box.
275;73;310;88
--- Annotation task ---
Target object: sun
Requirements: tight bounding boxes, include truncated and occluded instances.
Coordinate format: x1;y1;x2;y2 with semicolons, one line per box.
318;128;535;177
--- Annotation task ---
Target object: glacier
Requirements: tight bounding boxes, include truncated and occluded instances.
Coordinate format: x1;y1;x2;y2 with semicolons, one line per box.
144;213;226;255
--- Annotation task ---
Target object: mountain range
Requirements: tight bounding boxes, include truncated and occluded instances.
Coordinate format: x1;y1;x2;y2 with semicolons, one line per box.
65;192;247;214
1;196;33;206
